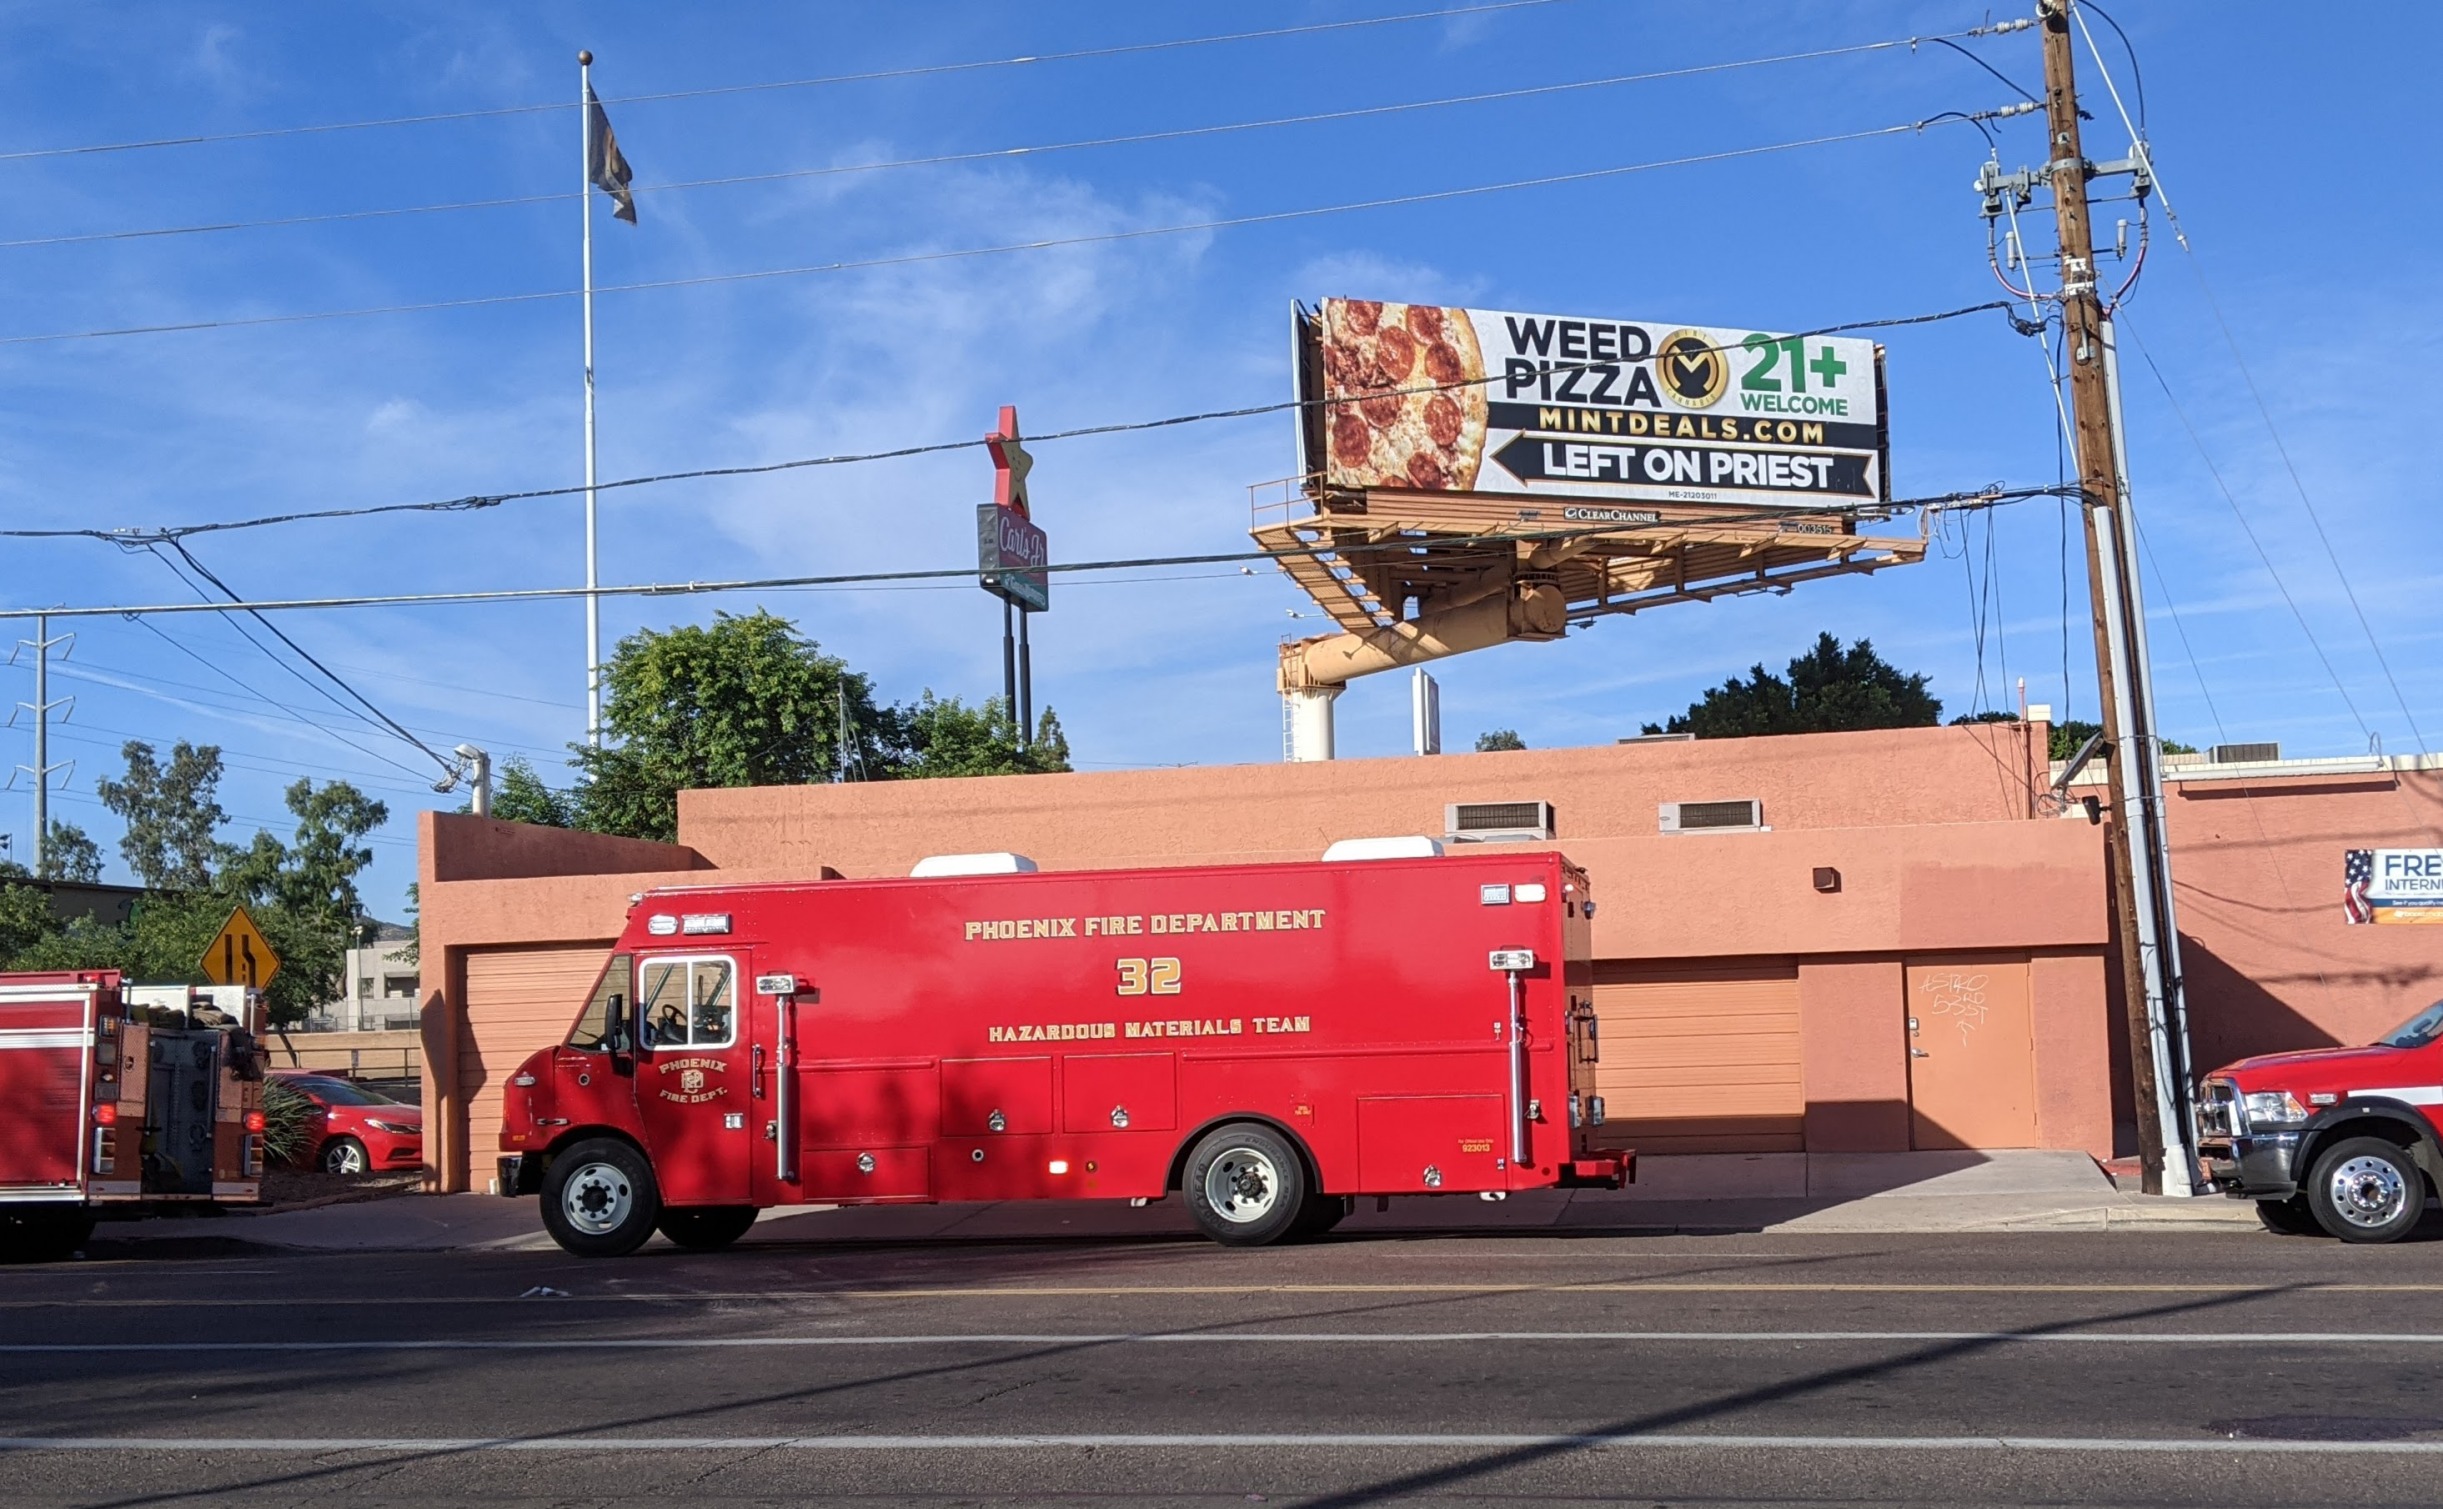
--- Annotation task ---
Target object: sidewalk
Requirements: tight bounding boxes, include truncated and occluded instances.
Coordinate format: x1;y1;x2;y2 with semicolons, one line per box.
87;1150;2258;1255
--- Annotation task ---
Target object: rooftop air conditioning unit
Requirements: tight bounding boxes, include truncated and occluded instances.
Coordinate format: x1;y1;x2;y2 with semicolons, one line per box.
1445;801;1556;843
2210;742;2280;764
1659;799;1765;834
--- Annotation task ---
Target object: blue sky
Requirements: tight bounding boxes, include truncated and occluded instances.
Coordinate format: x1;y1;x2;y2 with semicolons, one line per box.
1;2;2435;919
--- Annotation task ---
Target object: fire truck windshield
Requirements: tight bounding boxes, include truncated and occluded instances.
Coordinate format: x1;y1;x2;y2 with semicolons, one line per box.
567;953;633;1053
2378;1000;2443;1050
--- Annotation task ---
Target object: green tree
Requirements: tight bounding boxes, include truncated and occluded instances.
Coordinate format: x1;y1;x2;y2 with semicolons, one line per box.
572;611;889;841
2044;718;2193;761
1643;633;1941;739
895;695;1071;779
3;755;389;1027
489;756;572;828
35;821;102;883
1474;729;1527;752
94;741;227;888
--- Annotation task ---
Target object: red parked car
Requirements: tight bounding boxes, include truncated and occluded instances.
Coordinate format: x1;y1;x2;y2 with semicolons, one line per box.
273;1073;422;1175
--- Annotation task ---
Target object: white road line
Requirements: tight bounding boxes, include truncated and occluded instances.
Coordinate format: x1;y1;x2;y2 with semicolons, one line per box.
11;1330;2443;1352
3;1433;2442;1455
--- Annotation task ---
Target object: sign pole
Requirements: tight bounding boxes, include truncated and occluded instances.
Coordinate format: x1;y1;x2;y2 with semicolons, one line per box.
1001;599;1017;736
1017;608;1032;750
579;50;603;750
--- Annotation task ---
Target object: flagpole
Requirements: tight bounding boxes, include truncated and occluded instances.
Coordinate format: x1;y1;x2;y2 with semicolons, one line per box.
579;49;602;748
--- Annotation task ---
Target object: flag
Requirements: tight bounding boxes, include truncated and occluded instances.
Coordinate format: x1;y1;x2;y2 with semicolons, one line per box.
2345;847;2375;924
586;86;636;224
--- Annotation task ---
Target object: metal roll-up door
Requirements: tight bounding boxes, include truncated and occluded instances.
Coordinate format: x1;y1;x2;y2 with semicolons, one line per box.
1590;960;1802;1154
461;945;612;1158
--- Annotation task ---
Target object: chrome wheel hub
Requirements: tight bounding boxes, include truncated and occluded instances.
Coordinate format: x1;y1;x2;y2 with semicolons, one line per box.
563;1161;633;1235
1203;1147;1280;1224
2330;1155;2409;1228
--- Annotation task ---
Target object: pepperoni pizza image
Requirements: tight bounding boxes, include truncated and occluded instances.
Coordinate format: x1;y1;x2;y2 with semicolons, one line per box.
1318;298;1487;492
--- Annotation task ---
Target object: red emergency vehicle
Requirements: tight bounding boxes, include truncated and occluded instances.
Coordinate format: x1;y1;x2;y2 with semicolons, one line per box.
0;971;267;1261
2198;997;2443;1243
498;847;1628;1255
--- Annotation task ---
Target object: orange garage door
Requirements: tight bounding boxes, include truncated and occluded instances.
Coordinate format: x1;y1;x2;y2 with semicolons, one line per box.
460;945;612;1176
1590;960;1803;1154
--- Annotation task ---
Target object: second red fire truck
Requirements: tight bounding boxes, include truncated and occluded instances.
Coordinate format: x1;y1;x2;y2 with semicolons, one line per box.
498;845;1629;1255
0;972;267;1261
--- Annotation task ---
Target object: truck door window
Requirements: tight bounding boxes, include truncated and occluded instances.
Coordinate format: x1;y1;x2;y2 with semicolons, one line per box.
638;957;735;1050
566;954;633;1053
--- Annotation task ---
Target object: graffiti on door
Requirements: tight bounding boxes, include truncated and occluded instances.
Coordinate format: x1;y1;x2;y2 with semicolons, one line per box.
1918;972;1992;1046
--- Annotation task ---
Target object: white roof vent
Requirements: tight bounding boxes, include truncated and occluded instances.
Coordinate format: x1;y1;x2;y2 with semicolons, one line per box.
1321;836;1444;862
910;852;1040;877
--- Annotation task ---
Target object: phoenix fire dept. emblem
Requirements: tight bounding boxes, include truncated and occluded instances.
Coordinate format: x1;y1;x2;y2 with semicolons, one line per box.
656;1055;729;1104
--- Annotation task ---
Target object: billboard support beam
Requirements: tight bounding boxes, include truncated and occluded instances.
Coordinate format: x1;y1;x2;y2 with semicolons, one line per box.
1284;686;1340;762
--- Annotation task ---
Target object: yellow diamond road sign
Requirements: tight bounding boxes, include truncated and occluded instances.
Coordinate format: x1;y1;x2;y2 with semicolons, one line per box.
201;906;280;991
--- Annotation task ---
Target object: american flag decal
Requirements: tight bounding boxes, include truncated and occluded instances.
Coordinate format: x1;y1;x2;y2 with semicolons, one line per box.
2345;848;2376;924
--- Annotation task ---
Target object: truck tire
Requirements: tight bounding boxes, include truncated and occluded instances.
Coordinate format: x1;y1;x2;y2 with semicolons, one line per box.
1182;1123;1308;1247
540;1138;661;1258
320;1136;369;1175
0;1205;95;1263
2306;1136;2426;1244
657;1206;759;1251
2256;1195;2321;1236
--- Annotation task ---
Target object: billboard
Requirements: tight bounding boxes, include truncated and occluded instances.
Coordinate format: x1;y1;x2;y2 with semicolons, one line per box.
2345;849;2443;924
977;504;1048;611
1299;298;1887;510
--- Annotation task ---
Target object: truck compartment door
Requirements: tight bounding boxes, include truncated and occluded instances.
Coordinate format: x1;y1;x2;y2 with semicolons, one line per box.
941;1057;1052;1136
796;1063;938;1201
0;990;88;1192
1060;1053;1176;1134
1355;1094;1509;1193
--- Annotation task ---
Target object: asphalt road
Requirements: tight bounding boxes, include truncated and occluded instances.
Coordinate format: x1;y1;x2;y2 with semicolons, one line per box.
10;1222;2443;1506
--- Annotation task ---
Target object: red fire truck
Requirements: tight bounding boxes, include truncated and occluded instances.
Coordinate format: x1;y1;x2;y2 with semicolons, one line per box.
498;846;1629;1256
0;972;268;1261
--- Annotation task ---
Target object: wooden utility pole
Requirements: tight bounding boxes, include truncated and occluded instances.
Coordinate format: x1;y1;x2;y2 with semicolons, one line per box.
2035;0;2185;1194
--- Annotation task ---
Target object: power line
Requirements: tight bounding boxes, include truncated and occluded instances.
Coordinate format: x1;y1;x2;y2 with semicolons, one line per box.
2115;316;2374;747
152;540;461;776
53;647;570;763
2;37;1958;251
3;296;2016;545
117;591;436;784
0;115;1995;347
0;1;1580;163
2071;15;2425;754
0;485;2071;624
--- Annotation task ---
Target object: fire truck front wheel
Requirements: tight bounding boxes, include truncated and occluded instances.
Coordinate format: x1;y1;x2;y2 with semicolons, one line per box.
540;1138;662;1257
1182;1123;1309;1247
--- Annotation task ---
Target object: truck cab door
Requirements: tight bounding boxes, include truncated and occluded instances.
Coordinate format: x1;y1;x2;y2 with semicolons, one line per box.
631;954;752;1207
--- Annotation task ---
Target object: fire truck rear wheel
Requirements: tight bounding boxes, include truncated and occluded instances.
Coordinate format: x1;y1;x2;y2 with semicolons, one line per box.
2306;1136;2426;1244
656;1206;759;1251
1182;1123;1308;1247
540;1138;662;1258
0;1204;95;1264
